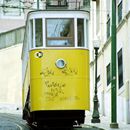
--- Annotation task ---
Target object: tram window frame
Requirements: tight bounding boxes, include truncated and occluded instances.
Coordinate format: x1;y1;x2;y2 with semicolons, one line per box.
30;19;33;48
46;18;75;47
77;19;85;47
86;19;89;48
35;18;43;47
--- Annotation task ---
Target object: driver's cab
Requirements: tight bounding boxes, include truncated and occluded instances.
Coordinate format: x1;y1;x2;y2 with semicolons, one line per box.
26;10;89;49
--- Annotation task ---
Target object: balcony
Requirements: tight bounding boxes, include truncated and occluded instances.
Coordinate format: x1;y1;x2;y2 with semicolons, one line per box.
46;0;90;11
46;0;68;10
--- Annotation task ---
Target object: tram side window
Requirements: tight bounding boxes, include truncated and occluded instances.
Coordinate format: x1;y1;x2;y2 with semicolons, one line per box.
30;20;33;48
86;20;89;48
35;19;43;47
77;19;84;47
46;19;74;47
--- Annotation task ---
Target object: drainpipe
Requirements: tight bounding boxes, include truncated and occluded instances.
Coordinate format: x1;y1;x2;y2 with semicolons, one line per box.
110;0;119;128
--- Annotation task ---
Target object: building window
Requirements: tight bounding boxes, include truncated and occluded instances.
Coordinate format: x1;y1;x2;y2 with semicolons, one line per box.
118;1;122;23
106;63;111;86
118;48;123;89
3;0;22;16
107;17;110;39
47;0;67;6
83;0;90;6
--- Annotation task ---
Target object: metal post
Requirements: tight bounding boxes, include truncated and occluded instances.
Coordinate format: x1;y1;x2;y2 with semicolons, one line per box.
37;0;39;9
91;47;100;123
110;0;119;128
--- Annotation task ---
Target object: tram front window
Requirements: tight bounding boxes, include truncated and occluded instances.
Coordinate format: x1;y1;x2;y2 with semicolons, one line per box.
46;18;74;47
77;19;84;47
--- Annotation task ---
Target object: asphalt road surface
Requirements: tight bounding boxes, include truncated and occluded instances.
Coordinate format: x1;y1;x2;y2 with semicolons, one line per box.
0;113;31;130
0;113;104;130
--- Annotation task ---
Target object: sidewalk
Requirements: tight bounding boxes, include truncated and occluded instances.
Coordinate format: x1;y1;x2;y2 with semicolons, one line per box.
84;111;130;130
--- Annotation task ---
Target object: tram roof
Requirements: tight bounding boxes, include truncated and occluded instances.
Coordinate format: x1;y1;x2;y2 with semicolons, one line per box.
27;10;90;19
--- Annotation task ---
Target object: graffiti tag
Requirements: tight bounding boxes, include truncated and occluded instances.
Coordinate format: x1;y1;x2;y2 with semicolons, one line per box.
40;67;54;77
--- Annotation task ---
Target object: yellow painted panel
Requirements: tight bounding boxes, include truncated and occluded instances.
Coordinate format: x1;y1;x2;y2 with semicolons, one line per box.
30;78;89;111
22;62;30;108
30;49;90;111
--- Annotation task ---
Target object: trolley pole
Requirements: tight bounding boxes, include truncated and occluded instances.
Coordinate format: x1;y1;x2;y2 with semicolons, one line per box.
110;0;119;128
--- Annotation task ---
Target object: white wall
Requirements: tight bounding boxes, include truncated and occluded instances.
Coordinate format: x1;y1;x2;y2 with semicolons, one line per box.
0;20;25;33
0;44;22;110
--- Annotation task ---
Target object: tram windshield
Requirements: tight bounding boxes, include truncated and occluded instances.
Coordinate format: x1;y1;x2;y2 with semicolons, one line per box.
29;17;88;48
46;18;74;47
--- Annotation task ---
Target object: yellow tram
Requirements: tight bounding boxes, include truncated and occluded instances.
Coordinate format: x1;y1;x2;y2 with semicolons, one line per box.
22;10;90;128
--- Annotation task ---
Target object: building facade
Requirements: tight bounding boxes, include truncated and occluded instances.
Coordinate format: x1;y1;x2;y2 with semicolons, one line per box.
0;0;25;33
90;0;130;124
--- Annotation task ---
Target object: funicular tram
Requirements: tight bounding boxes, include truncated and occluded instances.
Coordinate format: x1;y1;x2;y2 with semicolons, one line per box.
22;0;90;128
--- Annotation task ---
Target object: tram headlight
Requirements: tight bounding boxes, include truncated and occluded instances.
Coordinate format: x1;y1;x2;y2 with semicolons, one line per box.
55;59;66;69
